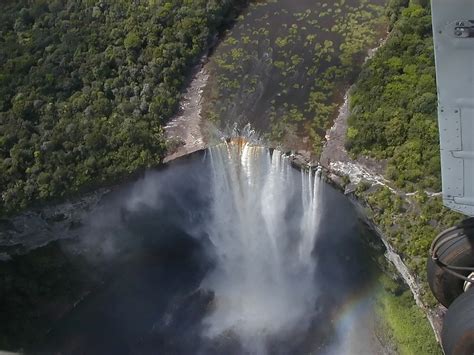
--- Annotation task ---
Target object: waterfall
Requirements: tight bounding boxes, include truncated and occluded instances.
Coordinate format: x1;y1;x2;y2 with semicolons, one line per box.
201;139;323;354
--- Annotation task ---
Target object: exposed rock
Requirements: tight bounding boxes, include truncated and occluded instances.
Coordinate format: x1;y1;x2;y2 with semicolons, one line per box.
163;59;209;164
288;150;313;170
0;189;109;257
363;207;445;343
84;105;93;117
320;83;444;343
33;100;44;109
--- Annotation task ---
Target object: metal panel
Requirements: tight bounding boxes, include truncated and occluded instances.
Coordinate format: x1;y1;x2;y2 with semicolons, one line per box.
462;108;474;201
440;150;463;198
438;107;461;151
432;0;474;216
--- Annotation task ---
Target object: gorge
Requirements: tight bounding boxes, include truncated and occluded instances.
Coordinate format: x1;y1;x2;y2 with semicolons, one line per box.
3;141;388;354
0;0;444;354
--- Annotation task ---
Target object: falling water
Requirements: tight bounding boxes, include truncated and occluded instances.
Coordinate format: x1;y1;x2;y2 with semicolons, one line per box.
201;139;323;354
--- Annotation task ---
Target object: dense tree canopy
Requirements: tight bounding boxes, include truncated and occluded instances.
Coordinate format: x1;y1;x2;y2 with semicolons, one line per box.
347;1;440;191
0;0;241;214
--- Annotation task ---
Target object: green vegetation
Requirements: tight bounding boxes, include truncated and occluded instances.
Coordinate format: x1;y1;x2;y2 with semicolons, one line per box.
203;0;387;153
356;185;462;306
347;0;465;307
376;274;442;354
347;0;440;191
0;0;243;215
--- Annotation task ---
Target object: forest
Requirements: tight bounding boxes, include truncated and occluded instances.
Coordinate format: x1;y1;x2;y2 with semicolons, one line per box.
0;0;243;215
347;0;440;191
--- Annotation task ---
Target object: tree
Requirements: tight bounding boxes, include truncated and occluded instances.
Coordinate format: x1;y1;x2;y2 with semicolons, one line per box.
124;31;141;51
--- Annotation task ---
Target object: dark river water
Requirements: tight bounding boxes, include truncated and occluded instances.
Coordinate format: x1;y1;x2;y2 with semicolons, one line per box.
1;145;387;355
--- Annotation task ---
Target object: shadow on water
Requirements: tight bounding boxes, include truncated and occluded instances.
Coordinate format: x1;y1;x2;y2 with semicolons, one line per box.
1;151;384;354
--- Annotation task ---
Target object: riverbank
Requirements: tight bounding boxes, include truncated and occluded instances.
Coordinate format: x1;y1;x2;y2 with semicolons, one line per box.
163;61;209;164
316;82;445;346
288;142;444;352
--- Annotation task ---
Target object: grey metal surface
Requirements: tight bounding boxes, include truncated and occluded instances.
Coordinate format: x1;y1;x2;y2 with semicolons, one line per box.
432;0;474;217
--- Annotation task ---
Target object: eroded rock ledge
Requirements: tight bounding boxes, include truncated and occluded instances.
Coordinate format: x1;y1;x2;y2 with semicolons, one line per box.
0;189;108;258
317;88;444;343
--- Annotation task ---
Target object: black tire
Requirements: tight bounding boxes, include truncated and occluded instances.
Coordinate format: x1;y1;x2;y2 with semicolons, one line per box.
427;219;474;308
442;287;474;355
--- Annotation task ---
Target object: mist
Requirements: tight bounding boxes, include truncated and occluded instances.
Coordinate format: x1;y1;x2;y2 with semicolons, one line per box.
199;141;322;354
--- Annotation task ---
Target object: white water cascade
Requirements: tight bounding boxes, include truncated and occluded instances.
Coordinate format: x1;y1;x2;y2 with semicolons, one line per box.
201;139;323;354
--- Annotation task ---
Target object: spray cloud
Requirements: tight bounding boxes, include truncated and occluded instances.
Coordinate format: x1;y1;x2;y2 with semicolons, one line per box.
200;140;322;354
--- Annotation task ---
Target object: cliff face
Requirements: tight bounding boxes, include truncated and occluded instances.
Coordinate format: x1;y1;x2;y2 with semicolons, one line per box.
0;189;109;258
318;2;468;347
317;86;445;341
